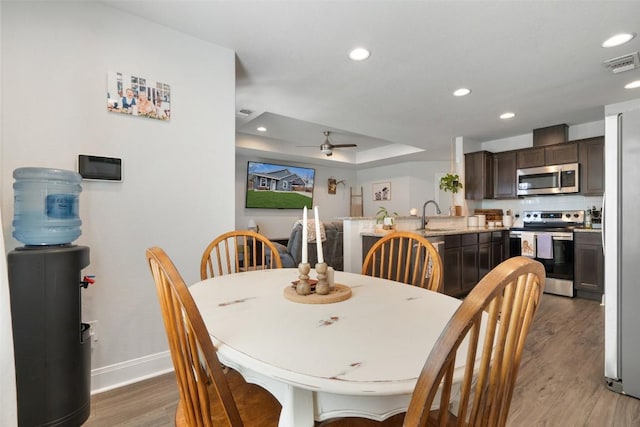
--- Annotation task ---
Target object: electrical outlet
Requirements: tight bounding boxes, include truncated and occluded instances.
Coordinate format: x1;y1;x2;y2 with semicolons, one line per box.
86;320;98;342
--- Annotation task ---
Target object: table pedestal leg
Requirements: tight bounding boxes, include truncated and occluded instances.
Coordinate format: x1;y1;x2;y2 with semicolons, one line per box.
278;384;314;427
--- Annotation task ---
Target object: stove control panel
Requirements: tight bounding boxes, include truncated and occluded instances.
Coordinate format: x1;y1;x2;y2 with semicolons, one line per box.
522;210;584;226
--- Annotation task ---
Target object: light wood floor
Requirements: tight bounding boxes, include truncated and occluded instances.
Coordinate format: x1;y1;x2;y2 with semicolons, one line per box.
84;294;640;426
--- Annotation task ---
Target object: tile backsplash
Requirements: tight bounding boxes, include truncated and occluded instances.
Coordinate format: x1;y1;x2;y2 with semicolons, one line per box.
479;194;603;217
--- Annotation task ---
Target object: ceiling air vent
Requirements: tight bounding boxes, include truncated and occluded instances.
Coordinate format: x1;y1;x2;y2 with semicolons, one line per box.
237;109;253;117
604;52;640;74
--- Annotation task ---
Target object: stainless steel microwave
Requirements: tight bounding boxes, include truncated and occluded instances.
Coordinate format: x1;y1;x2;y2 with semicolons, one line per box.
516;163;579;196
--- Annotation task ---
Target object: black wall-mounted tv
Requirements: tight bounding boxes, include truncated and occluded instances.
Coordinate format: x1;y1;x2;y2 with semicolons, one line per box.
245;161;315;209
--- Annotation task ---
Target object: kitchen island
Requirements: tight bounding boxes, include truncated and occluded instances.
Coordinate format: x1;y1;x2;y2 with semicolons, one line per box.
342;216;510;297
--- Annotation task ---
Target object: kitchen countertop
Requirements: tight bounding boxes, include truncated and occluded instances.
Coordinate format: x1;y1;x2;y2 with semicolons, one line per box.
361;226;511;238
574;227;602;233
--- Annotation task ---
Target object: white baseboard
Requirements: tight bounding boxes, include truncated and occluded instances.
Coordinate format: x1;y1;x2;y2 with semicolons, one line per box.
90;350;174;394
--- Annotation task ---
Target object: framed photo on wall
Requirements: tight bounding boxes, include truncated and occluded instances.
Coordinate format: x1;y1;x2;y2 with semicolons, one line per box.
106;71;171;121
372;182;391;201
328;178;337;194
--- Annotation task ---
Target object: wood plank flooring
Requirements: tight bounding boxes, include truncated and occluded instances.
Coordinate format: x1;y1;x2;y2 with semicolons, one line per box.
83;294;640;426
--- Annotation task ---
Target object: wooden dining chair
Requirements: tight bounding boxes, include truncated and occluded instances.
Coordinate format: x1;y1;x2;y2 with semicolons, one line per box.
403;255;546;427
362;231;443;292
146;247;281;426
200;230;283;280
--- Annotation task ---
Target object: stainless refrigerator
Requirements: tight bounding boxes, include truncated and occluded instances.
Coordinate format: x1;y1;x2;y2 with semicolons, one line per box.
604;97;640;398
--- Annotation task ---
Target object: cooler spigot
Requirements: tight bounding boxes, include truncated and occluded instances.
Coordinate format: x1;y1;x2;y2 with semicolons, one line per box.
80;275;95;289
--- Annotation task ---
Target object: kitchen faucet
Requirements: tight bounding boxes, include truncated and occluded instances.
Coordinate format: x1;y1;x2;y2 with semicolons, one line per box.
421;200;442;229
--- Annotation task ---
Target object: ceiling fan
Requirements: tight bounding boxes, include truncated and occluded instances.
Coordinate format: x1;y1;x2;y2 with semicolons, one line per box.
318;131;357;156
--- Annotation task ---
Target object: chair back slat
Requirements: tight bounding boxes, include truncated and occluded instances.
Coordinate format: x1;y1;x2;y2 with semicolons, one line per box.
403;256;545;427
362;231;443;292
201;230;283;280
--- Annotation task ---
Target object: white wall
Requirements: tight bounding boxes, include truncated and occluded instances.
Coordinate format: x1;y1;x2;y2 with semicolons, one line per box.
1;2;235;392
357;160;451;218
0;1;18;423
235;155;357;239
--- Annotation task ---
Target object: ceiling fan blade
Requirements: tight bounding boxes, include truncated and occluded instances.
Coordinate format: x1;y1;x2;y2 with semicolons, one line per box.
330;144;358;148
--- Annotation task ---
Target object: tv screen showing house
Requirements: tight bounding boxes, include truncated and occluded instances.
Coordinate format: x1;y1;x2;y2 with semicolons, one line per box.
245;161;315;209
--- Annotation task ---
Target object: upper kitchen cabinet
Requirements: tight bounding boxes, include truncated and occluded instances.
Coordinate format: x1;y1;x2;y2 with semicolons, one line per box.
516;147;545;168
545;142;578;165
465;151;493;200
493;151;517;199
516;142;578;168
518;123;573;168
579;136;605;196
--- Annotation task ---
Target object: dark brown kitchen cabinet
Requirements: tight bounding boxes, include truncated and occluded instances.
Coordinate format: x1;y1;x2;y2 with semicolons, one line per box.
516;143;578;169
479;231;508;281
465;151;493;200
574;232;604;301
478;232;492;281
491;231;507;268
442;231;509;297
517;147;545;169
545;142;578;165
460;234;479;294
579;136;605;196
443;235;463;296
362;235;378;265
533;123;568;147
493;151;517;199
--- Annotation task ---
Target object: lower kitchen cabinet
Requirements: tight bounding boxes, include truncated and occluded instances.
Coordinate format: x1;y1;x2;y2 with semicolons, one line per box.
574;231;604;301
443;231;508;297
363;231;508;298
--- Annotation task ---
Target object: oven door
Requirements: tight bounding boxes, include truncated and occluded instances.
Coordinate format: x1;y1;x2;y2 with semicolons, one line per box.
509;231;574;297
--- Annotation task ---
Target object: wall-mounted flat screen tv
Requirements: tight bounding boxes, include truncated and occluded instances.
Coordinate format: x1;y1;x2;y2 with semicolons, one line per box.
245;161;315;209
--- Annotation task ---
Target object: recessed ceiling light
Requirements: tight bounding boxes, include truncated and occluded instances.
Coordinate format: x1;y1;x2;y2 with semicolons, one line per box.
625;80;640;89
602;33;636;48
349;47;370;61
453;88;471;97
257;126;267;132
500;112;515;120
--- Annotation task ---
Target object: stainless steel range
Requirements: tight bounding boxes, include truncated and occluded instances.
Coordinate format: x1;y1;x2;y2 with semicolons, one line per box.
509;210;584;297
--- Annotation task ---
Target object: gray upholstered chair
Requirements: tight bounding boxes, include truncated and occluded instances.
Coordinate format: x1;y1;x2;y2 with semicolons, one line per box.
271;221;344;270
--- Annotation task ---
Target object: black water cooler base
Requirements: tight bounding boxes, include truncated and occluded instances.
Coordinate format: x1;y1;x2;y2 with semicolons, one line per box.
8;245;91;427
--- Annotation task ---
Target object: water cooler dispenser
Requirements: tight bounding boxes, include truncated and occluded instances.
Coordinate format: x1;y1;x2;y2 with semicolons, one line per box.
7;167;92;426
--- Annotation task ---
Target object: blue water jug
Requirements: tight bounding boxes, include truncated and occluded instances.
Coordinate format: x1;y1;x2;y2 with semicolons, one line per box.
13;167;83;246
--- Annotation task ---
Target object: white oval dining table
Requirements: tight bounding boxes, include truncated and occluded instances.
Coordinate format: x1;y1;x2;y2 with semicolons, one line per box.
189;268;464;427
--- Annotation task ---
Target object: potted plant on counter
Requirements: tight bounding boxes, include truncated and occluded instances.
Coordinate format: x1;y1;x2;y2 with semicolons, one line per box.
376;206;398;230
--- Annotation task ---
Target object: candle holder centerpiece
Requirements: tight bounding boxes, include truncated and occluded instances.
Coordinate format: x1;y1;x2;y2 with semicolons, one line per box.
315;262;330;295
296;262;312;295
284;205;352;304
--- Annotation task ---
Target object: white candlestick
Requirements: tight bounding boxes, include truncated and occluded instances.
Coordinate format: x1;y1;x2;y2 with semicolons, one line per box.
301;207;308;264
314;206;324;264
